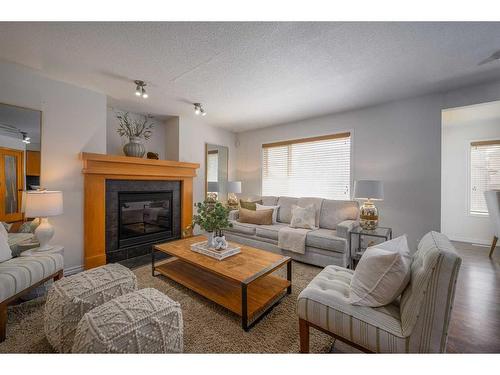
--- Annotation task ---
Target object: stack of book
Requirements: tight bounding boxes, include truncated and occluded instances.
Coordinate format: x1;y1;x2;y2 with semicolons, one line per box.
190;241;241;260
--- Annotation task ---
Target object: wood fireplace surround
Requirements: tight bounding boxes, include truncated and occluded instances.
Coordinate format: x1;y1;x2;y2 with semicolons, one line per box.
81;153;199;269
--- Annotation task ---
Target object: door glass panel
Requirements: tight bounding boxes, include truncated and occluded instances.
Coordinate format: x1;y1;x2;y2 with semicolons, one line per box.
4;155;17;214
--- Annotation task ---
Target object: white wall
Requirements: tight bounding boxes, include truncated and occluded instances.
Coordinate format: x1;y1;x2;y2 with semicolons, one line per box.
441;100;500;244
178;117;237;206
0;60;107;273
106;108;167;159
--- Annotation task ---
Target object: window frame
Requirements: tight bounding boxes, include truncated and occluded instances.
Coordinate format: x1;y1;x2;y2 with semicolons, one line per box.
259;130;354;199
467;137;500;217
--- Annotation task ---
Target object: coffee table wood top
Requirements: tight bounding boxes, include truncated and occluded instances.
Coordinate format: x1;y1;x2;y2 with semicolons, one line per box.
154;235;291;284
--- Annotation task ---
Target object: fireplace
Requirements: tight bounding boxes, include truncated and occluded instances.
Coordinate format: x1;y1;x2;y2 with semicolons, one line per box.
106;180;181;264
119;191;173;248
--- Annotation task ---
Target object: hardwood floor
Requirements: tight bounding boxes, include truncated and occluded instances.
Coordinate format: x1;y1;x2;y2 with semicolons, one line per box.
446;241;500;353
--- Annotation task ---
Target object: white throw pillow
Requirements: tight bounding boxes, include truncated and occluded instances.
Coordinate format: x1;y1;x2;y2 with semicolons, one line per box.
0;223;12;262
289;204;316;229
349;235;412;307
255;203;280;223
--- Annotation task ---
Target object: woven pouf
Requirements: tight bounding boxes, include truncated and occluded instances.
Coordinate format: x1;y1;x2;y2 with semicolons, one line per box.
72;288;183;353
44;263;138;353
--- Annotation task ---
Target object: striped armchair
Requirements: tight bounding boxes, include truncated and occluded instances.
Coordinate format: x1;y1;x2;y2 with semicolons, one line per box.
297;231;462;353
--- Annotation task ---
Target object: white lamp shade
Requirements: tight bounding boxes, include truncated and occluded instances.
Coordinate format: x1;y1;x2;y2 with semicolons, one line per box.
25;191;64;217
354;180;384;200
207;181;219;193
226;181;242;194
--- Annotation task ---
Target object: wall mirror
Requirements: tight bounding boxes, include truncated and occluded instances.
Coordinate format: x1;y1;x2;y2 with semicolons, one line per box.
205;143;228;201
0;103;41;222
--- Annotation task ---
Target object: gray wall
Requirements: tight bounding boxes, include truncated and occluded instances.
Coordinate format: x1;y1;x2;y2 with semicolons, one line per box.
235;80;500;249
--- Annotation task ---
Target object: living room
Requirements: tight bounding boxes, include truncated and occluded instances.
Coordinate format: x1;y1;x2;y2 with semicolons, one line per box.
1;1;500;373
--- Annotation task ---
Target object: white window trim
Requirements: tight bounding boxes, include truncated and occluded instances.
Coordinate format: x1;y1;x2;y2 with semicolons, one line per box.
466;136;500;217
259;129;355;199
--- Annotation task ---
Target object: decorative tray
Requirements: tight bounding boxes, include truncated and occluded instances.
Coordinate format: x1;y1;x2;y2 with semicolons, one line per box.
190;241;241;260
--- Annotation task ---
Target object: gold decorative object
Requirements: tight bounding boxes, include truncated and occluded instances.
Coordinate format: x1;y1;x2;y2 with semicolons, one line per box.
354;180;384;230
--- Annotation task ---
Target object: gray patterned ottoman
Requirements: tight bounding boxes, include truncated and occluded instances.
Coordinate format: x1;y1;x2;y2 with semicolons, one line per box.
44;263;137;353
72;288;183;353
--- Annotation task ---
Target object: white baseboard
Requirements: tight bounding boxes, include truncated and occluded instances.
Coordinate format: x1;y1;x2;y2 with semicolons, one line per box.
64;265;84;275
445;234;492;246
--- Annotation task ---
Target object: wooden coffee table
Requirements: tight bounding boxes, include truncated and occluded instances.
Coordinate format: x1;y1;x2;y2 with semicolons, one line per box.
152;236;292;331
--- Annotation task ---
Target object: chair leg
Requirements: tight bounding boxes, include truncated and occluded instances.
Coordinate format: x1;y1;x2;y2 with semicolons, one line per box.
54;270;63;281
299;318;310;353
489;236;498;258
0;302;7;343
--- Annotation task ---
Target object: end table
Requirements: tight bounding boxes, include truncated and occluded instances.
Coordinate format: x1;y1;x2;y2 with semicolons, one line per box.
349;226;392;269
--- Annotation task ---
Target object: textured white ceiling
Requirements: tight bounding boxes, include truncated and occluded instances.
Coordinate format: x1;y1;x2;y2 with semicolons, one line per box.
1;22;500;132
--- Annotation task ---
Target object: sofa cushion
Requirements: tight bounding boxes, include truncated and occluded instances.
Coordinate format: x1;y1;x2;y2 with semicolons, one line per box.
277;197;299;224
319;199;359;230
297;265;404;352
297;197;323;227
228;220;257;235
306;228;346;253
239;207;273;225
255;223;288;241
0;253;63;303
261;196;279;206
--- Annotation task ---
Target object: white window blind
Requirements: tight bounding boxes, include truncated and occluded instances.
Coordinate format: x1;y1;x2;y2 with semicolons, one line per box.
262;133;351;199
470;140;500;214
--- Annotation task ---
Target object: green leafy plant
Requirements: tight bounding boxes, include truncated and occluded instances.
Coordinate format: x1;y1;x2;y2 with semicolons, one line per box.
115;111;154;140
192;200;233;236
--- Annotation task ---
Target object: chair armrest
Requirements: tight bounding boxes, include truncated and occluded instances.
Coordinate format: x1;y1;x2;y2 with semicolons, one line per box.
336;220;358;238
228;209;239;221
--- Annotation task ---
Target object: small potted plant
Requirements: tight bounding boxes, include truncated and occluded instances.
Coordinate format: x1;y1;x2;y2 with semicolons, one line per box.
115;111;154;158
192;200;233;249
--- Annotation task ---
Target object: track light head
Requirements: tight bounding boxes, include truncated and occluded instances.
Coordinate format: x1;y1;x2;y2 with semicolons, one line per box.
134;80;148;99
194;103;206;116
21;132;31;144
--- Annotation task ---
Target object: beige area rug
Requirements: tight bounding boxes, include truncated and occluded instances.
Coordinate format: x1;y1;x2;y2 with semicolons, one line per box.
0;261;358;353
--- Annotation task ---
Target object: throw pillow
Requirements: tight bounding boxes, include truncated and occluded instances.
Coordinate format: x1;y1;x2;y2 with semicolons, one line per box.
289;204;316;229
239;199;262;211
255;203;280;223
19;219;40;233
238;207;273;225
1;222;12;232
0;223;11;262
349;235;412;307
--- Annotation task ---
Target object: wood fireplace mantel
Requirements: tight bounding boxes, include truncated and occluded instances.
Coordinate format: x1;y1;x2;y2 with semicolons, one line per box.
81;152;199;269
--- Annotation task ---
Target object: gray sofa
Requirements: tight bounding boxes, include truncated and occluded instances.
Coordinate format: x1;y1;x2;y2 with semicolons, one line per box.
224;196;359;268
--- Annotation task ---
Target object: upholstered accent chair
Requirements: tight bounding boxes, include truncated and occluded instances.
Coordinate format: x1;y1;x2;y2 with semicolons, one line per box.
297;231;462;353
484;190;500;258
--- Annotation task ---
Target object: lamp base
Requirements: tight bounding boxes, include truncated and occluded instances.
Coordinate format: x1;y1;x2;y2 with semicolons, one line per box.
359;199;379;230
34;217;55;251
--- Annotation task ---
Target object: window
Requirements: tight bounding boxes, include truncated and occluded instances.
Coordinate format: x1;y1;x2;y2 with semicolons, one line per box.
207;150;218;182
469;140;500;214
262;132;351;199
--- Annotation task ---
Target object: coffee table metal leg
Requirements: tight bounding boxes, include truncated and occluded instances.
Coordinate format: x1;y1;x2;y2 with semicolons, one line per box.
241;283;248;331
287;261;292;294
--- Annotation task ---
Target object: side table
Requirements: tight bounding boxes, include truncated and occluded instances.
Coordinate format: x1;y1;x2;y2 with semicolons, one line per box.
348;226;392;269
20;245;64;300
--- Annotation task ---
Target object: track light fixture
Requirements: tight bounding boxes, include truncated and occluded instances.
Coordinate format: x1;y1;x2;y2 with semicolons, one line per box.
134;80;148;99
194;103;207;116
21;132;31;144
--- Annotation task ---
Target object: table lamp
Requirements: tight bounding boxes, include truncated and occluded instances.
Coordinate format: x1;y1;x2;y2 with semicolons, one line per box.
353;180;384;230
25;190;64;251
226;181;241;209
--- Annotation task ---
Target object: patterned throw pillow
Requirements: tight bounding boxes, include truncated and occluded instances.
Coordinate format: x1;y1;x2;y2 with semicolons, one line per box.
289;204;316;229
19;218;40;233
239;199;262;211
